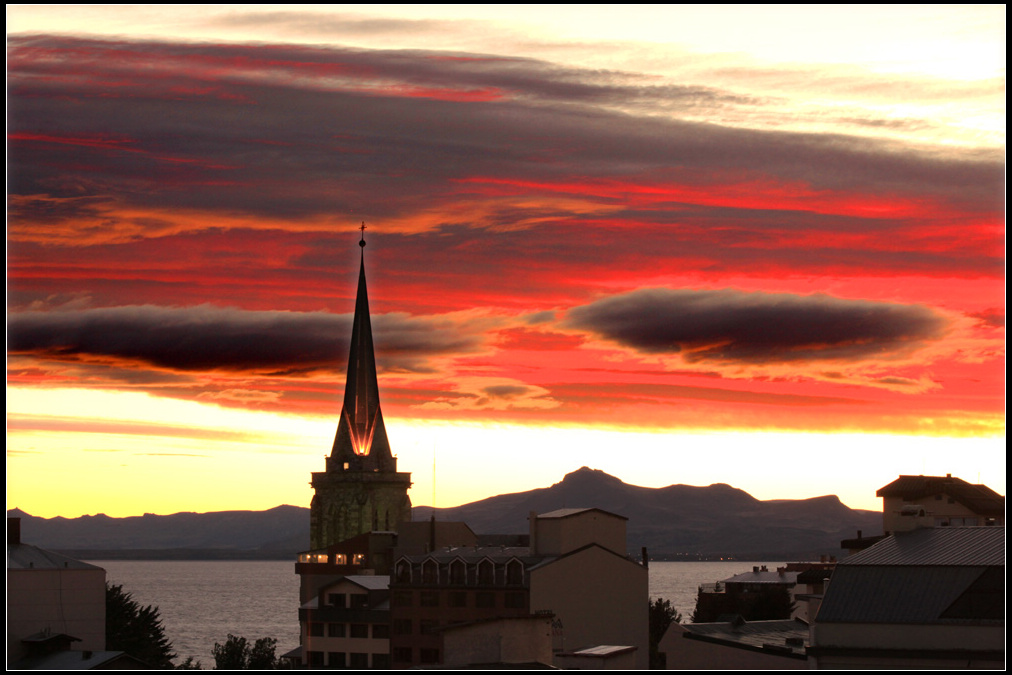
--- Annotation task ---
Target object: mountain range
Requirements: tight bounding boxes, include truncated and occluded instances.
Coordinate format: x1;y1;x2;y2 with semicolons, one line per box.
8;467;880;560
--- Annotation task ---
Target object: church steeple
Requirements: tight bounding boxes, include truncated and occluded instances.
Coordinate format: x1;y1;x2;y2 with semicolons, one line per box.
309;226;412;549
328;226;394;471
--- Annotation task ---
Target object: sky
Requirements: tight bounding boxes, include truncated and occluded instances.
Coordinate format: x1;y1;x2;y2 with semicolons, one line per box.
7;5;1006;519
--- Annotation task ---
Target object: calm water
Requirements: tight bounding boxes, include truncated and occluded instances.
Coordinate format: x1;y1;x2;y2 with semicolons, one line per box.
95;559;783;667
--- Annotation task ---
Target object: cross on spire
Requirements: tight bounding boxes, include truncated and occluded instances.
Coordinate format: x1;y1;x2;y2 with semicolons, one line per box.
359;221;367;247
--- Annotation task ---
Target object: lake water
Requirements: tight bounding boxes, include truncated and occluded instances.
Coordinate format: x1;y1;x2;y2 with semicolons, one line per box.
96;559;784;667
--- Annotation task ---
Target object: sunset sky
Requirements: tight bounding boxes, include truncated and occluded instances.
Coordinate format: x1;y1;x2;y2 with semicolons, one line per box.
7;6;1005;519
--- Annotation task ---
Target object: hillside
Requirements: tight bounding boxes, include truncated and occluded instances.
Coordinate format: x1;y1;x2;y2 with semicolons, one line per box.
8;467;880;559
421;467;880;559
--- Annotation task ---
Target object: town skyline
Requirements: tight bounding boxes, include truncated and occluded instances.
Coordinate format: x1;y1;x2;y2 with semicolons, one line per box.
7;6;1005;518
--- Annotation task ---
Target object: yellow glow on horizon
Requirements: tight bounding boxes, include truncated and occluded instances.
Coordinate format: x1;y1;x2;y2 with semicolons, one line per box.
7;387;1005;519
387;421;1006;513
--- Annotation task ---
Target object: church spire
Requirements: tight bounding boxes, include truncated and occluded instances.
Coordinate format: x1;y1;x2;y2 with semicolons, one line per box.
328;225;394;471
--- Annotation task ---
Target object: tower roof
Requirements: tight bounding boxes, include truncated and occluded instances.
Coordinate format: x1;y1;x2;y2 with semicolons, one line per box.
329;229;395;471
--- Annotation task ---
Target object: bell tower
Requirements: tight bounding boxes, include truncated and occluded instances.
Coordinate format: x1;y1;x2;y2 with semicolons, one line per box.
309;227;412;548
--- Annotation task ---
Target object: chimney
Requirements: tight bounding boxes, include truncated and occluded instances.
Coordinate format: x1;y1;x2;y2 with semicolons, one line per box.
529;511;538;555
8;517;21;545
641;546;649;569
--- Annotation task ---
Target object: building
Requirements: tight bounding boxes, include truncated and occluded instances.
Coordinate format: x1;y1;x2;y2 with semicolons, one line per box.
7;517;106;663
809;526;1004;669
842;473;1004;554
877;474;1004;535
299;575;392;669
659;618;808;670
690;565;799;623
308;231;412;550
389;508;649;669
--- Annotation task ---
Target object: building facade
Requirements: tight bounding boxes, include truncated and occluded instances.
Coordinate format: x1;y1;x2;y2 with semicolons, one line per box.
300;575;392;669
389;508;649;669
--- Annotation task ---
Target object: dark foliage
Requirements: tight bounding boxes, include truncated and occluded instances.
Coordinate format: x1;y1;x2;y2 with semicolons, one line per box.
648;597;682;669
105;583;176;668
213;634;278;670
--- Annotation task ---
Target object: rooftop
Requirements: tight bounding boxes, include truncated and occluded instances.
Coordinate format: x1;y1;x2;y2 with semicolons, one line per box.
679;618;808;659
842;526;1005;567
7;543;105;571
877;475;1004;516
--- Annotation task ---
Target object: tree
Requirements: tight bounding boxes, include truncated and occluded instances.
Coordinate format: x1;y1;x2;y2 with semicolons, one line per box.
213;634;278;670
247;637;279;670
648;597;682;669
105;583;176;668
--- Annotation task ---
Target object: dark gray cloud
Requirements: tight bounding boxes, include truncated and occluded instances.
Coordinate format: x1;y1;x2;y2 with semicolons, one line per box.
7;35;1003;228
564;288;949;364
7;305;481;374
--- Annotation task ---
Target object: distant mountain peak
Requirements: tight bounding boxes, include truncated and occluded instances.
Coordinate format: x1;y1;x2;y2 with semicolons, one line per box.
560;466;621;484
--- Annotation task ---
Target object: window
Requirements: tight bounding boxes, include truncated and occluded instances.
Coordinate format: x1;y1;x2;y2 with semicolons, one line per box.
373;653;391;669
476;591;495;608
350;624;369;639
328;623;345;638
307;651;324;667
450;560;466;585
420;591;440;607
350;652;369;668
309;622;325;637
449;591;467;607
328;652;346;668
478;560;494;585
395;561;412;584
506;560;523;585
420;619;439;635
420;648;440;664
392;590;413;606
352;553;366;565
393;647;412;663
423;559;439;584
328;593;346;607
505;592;525;608
350;594;369;609
372;624;390;639
333;553;348;565
393;619;412;635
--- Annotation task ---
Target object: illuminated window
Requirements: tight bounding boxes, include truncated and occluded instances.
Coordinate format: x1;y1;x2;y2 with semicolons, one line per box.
334;553;347;565
352;553;366;565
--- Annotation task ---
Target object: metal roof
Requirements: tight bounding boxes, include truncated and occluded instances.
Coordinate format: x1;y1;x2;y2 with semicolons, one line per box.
343;574;391;590
816;565;997;624
7;543;104;571
537;507;627;521
722;570;799;585
568;645;636;657
680;618;809;657
842;526;1004;567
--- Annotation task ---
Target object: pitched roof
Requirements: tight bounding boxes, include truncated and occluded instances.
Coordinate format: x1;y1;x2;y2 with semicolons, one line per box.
842;526;1005;567
7;543;104;571
536;507;627;521
819;527;1005;624
876;475;1004;516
